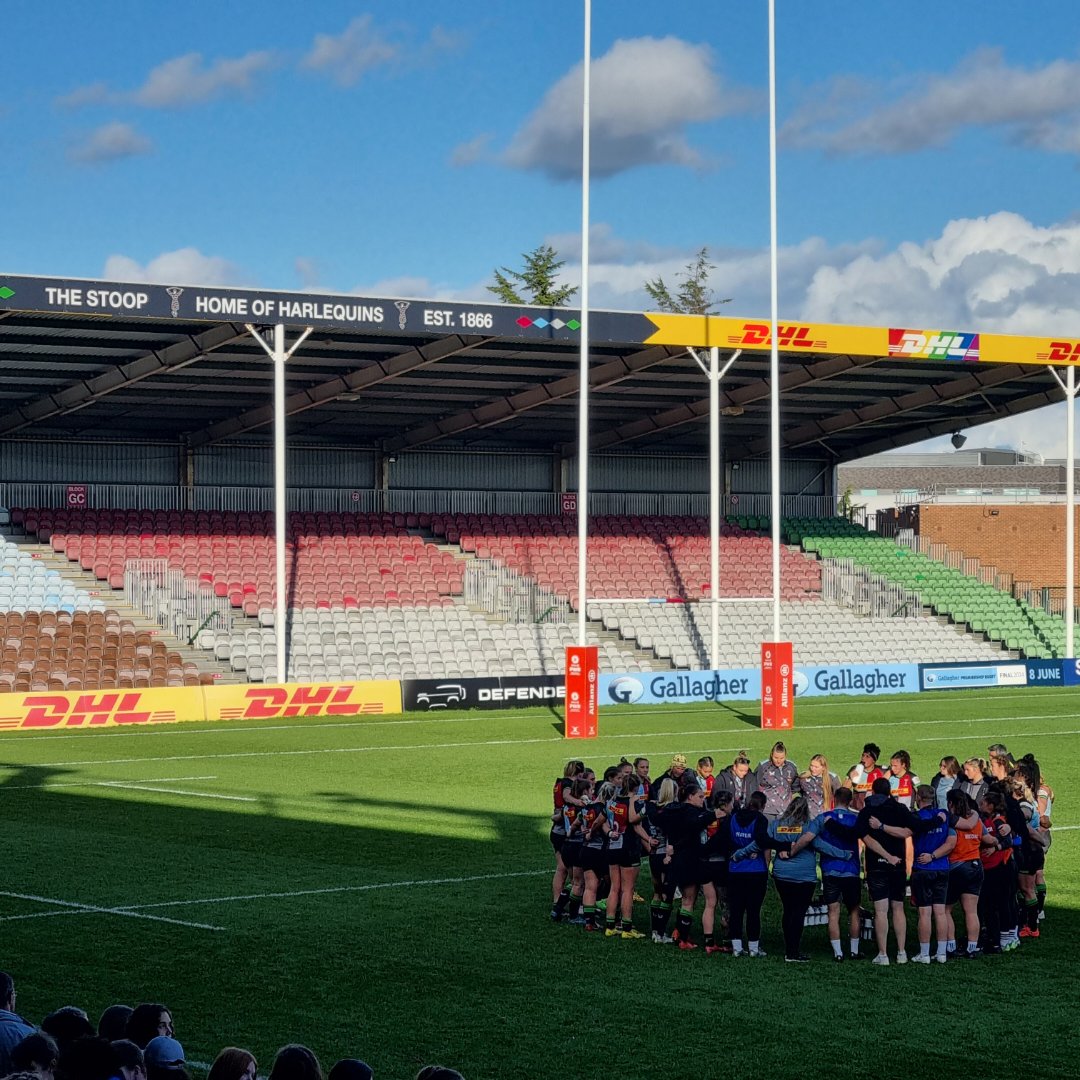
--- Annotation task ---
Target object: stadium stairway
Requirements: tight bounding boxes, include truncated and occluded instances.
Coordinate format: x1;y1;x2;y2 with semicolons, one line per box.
1;531;237;685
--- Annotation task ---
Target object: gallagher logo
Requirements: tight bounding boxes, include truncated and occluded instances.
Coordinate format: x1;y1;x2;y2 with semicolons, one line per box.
608;676;644;704
888;328;979;362
792;670;809;696
726;323;827;350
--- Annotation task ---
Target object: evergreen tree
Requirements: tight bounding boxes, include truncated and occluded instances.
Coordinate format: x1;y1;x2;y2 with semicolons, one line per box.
643;248;730;314
488;244;578;306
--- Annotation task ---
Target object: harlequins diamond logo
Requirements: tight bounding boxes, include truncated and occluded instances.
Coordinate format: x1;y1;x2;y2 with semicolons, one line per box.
0;286;14;300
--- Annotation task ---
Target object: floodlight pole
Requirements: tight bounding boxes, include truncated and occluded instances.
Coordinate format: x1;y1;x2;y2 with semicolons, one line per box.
1051;363;1077;658
767;0;782;643
576;0;592;646
246;322;313;683
689;345;741;668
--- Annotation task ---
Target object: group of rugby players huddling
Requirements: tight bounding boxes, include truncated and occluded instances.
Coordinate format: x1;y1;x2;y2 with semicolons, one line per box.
548;741;1054;964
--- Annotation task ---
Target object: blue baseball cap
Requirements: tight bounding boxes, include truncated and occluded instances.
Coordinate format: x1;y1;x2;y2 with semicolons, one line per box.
145;1037;186;1068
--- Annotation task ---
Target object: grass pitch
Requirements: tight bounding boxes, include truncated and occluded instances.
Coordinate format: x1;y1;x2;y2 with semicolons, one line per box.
1;687;1078;1079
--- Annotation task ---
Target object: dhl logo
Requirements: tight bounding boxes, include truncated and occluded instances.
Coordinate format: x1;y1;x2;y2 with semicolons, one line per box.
218;685;387;719
726;323;827;350
888;328;980;362
0;692;175;730
1035;341;1080;364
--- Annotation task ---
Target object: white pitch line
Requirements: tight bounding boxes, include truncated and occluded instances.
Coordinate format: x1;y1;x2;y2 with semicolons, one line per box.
98;781;256;802
0;890;223;930
20;712;1080;771
0;775;219;792
115;868;551;912
2;687;1078;747
918;728;1080;742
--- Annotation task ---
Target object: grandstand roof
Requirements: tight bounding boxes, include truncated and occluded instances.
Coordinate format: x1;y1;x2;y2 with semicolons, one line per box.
0;272;1075;462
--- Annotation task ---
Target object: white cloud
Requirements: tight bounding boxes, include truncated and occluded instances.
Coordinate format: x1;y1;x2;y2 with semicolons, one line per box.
449;133;493;167
56;81;111;109
103;247;246;286
68;122;153;165
502;36;758;180
799;211;1080;336
783;48;1080;156
302;15;398;86
59;51;275;110
348;274;490;303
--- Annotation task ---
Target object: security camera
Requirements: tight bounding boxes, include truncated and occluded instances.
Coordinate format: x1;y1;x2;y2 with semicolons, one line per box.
951;432;966;450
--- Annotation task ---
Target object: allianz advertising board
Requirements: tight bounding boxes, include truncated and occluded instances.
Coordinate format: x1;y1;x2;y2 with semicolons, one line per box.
602;663;919;707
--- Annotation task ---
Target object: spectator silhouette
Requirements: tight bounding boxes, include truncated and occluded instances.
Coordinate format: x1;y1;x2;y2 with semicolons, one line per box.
11;1032;59;1080
124;1008;173;1053
97;1008;133;1043
328;1059;373;1080
0;973;36;1077
207;1047;256;1080
267;1045;323;1080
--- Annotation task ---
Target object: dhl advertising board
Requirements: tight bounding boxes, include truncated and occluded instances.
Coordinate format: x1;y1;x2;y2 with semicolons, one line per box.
0;681;402;731
0;687;205;731
642;313;1080;368
202;681;401;720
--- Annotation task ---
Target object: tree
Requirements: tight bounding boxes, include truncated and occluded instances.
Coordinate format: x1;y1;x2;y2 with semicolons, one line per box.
643;247;730;314
487;244;578;307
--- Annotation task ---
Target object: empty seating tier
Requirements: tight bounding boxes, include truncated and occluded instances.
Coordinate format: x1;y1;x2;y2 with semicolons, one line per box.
431;513;821;605
788;517;1064;659
13;509;466;616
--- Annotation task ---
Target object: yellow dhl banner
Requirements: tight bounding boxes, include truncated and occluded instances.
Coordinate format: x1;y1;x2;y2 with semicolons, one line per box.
0;680;402;731
644;314;887;355
202;680;402;721
644;314;1080;368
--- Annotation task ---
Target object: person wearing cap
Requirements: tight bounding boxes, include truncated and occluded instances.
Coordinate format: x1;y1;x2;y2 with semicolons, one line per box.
714;751;756;809
653;754;693;796
0;973;36;1077
144;1037;188;1080
755;742;798;820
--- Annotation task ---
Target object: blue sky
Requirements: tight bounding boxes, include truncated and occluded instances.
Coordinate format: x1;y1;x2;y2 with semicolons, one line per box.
4;0;1080;457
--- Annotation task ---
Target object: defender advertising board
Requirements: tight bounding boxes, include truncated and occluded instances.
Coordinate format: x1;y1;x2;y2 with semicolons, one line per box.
401;675;565;712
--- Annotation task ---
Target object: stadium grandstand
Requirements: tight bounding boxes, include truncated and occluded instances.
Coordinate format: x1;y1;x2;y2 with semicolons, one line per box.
0;272;1078;693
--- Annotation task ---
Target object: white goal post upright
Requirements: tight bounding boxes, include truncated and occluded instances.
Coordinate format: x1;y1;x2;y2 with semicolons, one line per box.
576;0;592;648
1050;362;1077;659
688;345;742;668
767;0;783;644
245;321;312;683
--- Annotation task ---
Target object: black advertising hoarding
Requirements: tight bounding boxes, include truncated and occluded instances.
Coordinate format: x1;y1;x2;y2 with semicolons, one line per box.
402;675;566;712
0;274;653;345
